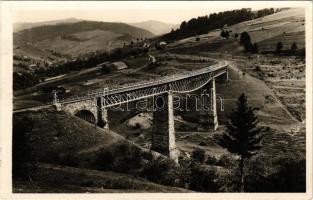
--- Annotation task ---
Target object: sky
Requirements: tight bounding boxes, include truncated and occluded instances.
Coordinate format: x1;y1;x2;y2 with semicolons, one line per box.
11;1;296;24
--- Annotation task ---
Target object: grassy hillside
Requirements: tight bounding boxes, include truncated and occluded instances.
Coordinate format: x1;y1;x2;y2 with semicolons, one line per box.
13;20;154;62
167;8;304;55
13;109;193;192
14;163;190;193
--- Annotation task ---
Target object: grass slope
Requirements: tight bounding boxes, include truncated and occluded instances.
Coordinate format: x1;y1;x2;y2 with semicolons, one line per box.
14;20;154;61
14;163;190;193
167;8;304;55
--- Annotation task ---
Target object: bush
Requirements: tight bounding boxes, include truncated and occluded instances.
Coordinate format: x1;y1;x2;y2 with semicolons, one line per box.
188;164;220;192
141;156;181;186
191;148;205;163
217;154;238;168
245;153;306;192
220;30;230;38
95;143;143;173
110;143;143;173
206;155;218;165
13;116;37;180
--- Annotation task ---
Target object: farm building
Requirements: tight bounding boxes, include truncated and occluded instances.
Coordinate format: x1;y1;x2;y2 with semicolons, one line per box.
106;61;128;71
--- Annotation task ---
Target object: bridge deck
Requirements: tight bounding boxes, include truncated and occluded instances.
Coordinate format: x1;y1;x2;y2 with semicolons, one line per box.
14;63;228;111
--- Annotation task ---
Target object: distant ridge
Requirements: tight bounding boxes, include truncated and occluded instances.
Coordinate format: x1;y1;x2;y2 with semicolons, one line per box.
14;18;83;32
130;20;179;35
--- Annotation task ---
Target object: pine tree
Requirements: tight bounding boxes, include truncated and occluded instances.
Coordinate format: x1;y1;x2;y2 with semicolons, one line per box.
276;42;283;52
240;32;251;46
220;93;263;192
240;32;252;52
291;42;298;51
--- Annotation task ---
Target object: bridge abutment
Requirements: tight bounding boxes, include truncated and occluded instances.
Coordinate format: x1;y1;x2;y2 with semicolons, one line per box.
198;79;218;131
151;91;178;163
61;99;98;125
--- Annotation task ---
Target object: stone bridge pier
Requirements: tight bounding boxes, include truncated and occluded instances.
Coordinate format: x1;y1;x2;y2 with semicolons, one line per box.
55;67;226;163
198;78;218;131
151;90;179;163
97;97;109;129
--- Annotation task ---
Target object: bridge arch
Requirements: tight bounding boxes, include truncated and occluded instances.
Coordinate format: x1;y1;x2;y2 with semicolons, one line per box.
75;110;96;124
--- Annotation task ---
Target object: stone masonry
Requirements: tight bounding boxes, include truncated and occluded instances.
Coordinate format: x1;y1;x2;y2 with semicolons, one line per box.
151;91;178;163
198;79;218;131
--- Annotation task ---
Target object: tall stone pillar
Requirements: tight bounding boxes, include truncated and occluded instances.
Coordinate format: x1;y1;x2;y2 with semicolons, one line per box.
152;90;178;163
101;107;109;129
198;79;218;131
97;97;109;129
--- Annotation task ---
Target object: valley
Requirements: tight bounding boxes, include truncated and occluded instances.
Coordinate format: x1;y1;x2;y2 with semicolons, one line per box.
12;7;306;193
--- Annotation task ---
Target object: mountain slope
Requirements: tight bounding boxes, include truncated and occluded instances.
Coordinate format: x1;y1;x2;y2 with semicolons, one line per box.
13;20;154;61
167;8;304;54
14;18;82;32
130;20;179;35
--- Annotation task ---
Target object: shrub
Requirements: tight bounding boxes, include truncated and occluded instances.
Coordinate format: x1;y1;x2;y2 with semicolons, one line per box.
214;167;241;192
245;153;306;192
110;143;143;173
95;143;143;173
217;154;238;168
206;155;218;165
191;148;206;163
13;116;37;179
141;156;180;186
220;30;230;38
188;164;219;192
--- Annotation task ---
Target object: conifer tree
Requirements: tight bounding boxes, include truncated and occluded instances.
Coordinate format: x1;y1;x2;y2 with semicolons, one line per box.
276;42;283;52
291;42;298;51
220;93;263;192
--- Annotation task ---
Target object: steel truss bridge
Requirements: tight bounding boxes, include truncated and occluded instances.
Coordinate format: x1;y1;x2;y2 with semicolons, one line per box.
57;63;228;107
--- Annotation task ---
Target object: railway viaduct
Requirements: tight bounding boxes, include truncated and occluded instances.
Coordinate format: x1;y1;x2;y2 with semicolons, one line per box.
17;63;229;162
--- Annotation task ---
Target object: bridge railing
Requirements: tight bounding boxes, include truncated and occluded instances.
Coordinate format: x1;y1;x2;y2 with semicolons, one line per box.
57;64;228;104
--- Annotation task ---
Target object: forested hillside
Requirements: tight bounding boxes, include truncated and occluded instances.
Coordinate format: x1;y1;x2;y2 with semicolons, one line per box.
163;8;286;40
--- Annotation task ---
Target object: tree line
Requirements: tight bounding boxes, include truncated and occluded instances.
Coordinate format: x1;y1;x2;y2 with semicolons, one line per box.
13;45;149;91
163;8;280;40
